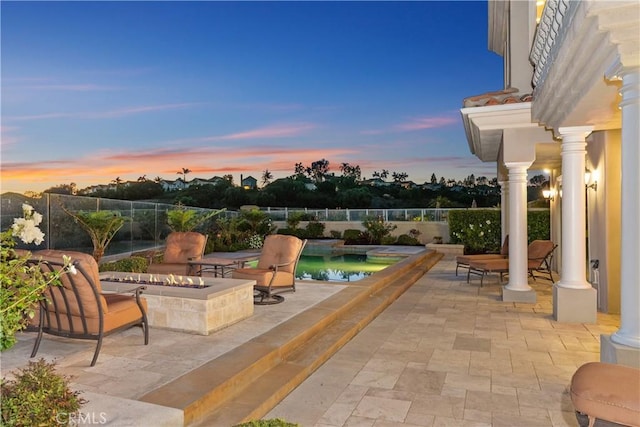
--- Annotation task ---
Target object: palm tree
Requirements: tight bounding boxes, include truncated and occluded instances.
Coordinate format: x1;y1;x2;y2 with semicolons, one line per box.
137;175;147;182
111;177;123;189
261;169;273;186
177;168;191;189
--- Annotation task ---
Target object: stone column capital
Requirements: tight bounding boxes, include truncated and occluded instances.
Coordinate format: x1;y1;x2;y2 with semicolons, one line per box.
557;126;594;141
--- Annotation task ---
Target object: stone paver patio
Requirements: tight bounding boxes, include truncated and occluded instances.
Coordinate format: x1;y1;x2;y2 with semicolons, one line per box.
267;255;619;427
1;253;619;426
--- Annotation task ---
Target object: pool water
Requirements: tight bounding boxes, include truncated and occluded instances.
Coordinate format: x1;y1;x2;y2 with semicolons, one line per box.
295;253;396;282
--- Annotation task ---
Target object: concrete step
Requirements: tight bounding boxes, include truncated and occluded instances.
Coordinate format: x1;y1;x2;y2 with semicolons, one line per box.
139;250;442;426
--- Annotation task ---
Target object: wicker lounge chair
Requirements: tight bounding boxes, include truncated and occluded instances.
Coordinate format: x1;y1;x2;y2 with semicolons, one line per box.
232;235;307;305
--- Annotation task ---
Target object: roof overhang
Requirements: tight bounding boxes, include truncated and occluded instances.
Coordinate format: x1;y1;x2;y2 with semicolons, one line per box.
460;102;561;171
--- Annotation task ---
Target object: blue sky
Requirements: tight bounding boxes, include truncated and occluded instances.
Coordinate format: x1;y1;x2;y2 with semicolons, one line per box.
1;1;503;194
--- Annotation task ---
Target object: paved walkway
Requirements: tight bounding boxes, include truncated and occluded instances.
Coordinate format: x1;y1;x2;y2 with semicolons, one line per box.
1;254;619;426
267;255;620;427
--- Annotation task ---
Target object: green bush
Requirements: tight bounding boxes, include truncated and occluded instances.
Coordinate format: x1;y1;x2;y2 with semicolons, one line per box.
448;209;550;254
395;234;420;245
304;220;325;238
362;215;397;244
167;205;224;232
448;209;501;254
329;230;342;239
528;210;551;240
286;212;304;230
1;359;85;426
343;229;364;244
277;228;305;239
99;256;148;273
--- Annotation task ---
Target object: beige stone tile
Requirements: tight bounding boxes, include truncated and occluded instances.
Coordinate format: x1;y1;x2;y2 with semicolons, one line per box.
342;416;376;427
464;390;520;415
548;410;580;427
319;402;358;427
444;372;490;392
352;369;401;389
352;396;411;422
394;366;446;395
406;393;465;419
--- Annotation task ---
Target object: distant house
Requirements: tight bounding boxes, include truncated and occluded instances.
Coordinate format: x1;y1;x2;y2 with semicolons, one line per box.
362;178;391;187
241;175;257;190
159;179;186;191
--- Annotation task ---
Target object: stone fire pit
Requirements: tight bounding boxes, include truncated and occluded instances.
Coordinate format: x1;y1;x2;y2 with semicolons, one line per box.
100;271;255;335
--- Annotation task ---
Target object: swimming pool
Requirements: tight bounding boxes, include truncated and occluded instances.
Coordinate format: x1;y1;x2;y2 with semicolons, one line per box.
296;253;393;282
294;242;409;283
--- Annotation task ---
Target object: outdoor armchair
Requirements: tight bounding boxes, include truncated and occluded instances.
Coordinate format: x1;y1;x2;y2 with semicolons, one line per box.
232;234;307;305
28;250;148;367
147;231;207;276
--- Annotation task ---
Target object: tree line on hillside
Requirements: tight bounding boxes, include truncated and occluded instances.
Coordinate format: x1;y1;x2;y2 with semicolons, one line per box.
37;159;549;210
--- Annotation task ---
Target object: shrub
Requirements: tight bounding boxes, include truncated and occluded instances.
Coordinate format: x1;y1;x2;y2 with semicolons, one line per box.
1;359;86;426
305;220;325;238
286;212;304;230
329;230;342;239
528;210;551;240
342;229;364;244
395;234;420;245
277;228;305;239
99;256;148;273
167;205;224;232
239;209;276;237
362;215;397;244
448;209;501;254
448;209;550;254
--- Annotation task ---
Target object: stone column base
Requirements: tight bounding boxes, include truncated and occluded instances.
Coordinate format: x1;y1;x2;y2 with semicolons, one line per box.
502;286;537;303
553;285;597;323
600;335;640;368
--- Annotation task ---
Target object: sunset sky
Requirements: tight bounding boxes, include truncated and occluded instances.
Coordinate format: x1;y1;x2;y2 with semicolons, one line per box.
1;1;503;194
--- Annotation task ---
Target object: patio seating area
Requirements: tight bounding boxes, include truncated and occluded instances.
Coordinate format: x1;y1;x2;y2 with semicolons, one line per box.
1;252;620;426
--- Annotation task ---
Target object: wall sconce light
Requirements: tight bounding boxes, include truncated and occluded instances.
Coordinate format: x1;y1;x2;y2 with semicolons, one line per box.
585;168;598;191
542;188;555;201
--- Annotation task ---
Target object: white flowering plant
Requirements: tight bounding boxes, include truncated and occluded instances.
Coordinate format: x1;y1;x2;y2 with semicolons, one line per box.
0;204;74;351
448;210;501;254
246;234;264;250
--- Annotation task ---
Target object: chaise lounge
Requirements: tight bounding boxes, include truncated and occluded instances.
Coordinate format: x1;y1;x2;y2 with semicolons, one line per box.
455;235;509;276
467;240;557;287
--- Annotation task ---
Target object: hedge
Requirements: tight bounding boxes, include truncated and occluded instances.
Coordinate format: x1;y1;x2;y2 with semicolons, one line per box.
448;209;550;254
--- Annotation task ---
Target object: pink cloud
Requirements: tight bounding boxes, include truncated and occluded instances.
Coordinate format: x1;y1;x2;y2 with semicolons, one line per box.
6;103;202;122
395;115;458;131
215;123;316;141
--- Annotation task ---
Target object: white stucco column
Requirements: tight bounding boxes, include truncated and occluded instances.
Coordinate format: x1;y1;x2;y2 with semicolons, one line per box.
503;162;536;303
602;67;640;366
499;180;510;244
553;126;597;323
